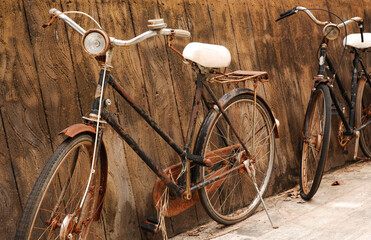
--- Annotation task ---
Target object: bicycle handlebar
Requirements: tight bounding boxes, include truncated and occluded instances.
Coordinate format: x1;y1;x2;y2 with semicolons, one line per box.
276;6;363;28
49;8;191;47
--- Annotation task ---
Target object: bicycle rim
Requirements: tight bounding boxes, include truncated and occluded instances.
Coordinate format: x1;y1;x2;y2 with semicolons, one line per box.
197;94;275;224
356;77;371;158
15;134;106;239
300;84;331;200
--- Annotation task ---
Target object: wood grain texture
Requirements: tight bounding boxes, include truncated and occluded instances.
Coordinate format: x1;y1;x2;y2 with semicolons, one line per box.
0;0;370;239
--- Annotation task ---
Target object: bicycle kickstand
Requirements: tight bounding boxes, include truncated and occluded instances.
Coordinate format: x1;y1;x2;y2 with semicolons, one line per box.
354;130;360;160
244;161;278;229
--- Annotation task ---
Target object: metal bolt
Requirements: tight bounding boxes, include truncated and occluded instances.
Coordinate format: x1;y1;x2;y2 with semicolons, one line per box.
105;99;112;106
68;233;73;239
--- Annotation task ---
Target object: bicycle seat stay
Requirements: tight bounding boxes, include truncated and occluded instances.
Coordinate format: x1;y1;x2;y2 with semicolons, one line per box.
344;33;371;49
183;42;231;68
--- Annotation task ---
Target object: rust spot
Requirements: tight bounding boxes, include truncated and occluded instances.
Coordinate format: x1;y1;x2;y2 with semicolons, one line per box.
59;124;96;138
153;163;200;217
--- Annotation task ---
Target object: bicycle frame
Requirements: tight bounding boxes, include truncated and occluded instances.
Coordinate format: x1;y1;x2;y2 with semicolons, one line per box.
306;38;371;139
85;59;255;200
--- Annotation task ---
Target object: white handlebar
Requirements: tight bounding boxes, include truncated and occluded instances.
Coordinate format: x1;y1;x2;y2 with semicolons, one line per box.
296;6;363;28
296;6;328;25
49;8;191;47
336;17;363;28
50;8;86;35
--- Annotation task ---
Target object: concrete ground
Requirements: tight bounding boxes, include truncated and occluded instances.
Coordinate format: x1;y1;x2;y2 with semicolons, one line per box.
171;160;371;240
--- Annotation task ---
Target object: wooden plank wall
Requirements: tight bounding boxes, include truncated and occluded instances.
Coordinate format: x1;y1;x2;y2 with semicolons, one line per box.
1;0;370;239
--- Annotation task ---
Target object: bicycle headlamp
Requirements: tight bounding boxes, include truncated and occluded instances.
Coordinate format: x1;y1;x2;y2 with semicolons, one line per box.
82;29;110;56
323;24;340;40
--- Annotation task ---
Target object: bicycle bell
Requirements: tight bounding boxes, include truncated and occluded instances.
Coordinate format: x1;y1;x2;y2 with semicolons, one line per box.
82;29;110;56
323;23;340;40
147;19;167;30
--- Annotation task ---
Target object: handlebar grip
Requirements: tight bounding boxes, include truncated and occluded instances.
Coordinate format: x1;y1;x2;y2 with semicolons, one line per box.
49;8;61;15
160;28;191;38
276;7;297;22
172;29;191;38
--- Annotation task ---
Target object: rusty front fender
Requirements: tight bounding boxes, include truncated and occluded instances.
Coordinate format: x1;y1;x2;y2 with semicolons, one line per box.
59;123;108;221
59;123;96;137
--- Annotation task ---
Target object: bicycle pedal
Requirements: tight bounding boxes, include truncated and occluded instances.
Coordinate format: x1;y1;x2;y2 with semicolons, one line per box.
140;217;159;233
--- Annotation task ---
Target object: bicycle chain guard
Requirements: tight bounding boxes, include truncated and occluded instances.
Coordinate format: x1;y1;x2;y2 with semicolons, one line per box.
153;163;200;217
153;145;240;216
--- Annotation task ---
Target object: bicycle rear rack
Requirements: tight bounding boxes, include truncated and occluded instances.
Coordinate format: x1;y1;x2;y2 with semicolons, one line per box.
209;70;269;84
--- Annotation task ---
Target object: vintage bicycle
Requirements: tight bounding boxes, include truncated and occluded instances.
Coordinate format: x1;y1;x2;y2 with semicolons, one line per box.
277;7;371;200
15;8;279;239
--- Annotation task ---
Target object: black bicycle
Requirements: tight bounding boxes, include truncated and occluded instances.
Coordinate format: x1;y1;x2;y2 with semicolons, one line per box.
277;6;371;200
15;8;279;239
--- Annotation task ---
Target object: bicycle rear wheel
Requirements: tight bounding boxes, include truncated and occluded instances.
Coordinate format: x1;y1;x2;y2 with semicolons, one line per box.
356;77;371;158
195;93;275;225
15;133;106;240
300;84;331;200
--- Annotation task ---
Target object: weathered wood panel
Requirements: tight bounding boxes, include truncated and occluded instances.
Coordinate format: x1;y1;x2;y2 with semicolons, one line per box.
1;1;53;238
1;0;370;239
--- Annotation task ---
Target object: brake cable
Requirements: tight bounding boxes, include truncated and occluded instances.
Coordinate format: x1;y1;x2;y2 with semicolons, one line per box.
43;11;102;30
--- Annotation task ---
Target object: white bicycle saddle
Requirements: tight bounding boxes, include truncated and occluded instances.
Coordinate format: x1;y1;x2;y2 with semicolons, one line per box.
343;33;371;49
183;42;231;68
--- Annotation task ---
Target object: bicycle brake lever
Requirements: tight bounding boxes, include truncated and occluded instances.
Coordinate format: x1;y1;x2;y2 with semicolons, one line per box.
42;17;54;28
42;13;62;28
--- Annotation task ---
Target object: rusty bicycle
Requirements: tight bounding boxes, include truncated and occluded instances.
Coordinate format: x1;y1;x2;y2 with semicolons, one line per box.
15;8;279;239
277;7;371;200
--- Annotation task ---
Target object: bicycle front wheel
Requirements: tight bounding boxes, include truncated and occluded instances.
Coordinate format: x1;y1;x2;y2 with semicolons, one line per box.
195;93;275;225
15;133;106;240
300;84;331;200
356;77;371;158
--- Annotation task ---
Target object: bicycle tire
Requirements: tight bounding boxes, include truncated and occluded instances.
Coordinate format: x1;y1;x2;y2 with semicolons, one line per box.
15;133;106;240
356;77;371;158
300;84;331;200
194;93;275;225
